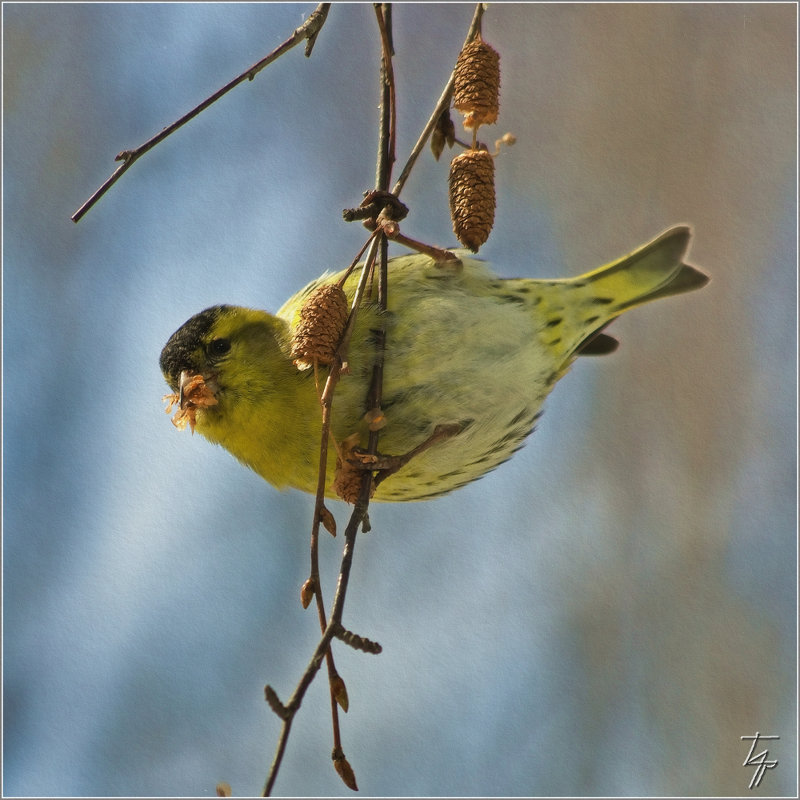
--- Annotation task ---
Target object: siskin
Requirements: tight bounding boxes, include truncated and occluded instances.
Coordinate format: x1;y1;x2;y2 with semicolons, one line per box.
160;227;707;501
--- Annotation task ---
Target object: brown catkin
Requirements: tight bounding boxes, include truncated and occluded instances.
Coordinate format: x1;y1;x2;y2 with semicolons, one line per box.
332;433;375;504
453;36;500;129
290;284;349;370
332;459;364;504
449;149;496;252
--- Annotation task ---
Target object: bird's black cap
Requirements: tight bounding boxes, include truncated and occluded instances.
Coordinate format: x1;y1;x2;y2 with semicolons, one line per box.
159;305;232;388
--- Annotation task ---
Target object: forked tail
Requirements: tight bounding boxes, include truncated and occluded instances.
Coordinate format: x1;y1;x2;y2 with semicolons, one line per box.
571;226;709;356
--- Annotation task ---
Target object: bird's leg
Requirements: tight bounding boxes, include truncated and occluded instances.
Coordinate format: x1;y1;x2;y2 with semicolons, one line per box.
378;220;462;267
352;423;464;487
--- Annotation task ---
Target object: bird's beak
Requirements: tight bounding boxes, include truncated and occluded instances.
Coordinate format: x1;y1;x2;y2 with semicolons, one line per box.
164;371;218;434
178;369;219;410
178;370;191;410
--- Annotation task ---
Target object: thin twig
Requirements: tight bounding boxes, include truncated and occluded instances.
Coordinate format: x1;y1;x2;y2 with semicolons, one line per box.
309;374;344;763
391;2;486;198
307;239;391;756
368;7;393;453
263;7;400;792
262;502;369;797
262;235;382;797
262;403;385;799
374;4;396;188
302;232;384;778
71;3;331;223
379;221;459;262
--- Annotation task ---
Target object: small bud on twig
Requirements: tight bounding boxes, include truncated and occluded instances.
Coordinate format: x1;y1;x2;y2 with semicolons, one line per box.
300;578;316;609
431;108;456;160
264;685;289;720
333;752;359;791
319;504;337;536
330;673;350;712
364;408;387;431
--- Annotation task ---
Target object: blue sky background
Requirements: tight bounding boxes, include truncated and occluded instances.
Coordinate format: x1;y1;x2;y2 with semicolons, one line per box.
3;3;796;797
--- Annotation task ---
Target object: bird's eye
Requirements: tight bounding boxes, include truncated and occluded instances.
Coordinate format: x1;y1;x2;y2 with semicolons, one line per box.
208;338;231;359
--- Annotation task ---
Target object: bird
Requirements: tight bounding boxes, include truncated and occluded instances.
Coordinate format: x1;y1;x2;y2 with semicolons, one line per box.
160;226;708;501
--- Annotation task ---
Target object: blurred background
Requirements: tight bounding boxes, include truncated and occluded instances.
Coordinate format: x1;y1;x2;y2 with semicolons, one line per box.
3;3;796;797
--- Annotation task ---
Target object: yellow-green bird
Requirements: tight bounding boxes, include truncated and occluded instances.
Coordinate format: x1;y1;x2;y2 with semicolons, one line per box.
160;227;707;501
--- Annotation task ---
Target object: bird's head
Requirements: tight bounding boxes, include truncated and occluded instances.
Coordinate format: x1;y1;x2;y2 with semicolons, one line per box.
160;304;292;434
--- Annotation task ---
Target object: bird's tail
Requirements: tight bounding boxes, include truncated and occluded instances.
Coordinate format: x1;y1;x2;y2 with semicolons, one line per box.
546;226;709;358
576;226;709;311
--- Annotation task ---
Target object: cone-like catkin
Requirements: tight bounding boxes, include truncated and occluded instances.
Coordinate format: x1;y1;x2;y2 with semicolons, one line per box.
333;433;375;504
453;36;500;129
449;149;496;252
290;284;348;370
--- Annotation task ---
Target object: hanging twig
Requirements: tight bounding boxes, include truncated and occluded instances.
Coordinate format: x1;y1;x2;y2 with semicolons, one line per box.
302;230;384;784
392;2;485;198
71;3;331;223
262;487;374;796
262;5;401;794
365;2;393;484
262;234;383;798
262;3;493;793
374;3;396;187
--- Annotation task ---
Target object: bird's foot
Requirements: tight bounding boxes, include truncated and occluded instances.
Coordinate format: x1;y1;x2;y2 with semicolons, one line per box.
364;423;464;488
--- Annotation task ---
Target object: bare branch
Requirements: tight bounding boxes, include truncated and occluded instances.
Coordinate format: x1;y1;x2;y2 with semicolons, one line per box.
71;3;331;223
262;488;372;797
392;2;486;198
374;4;396;189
